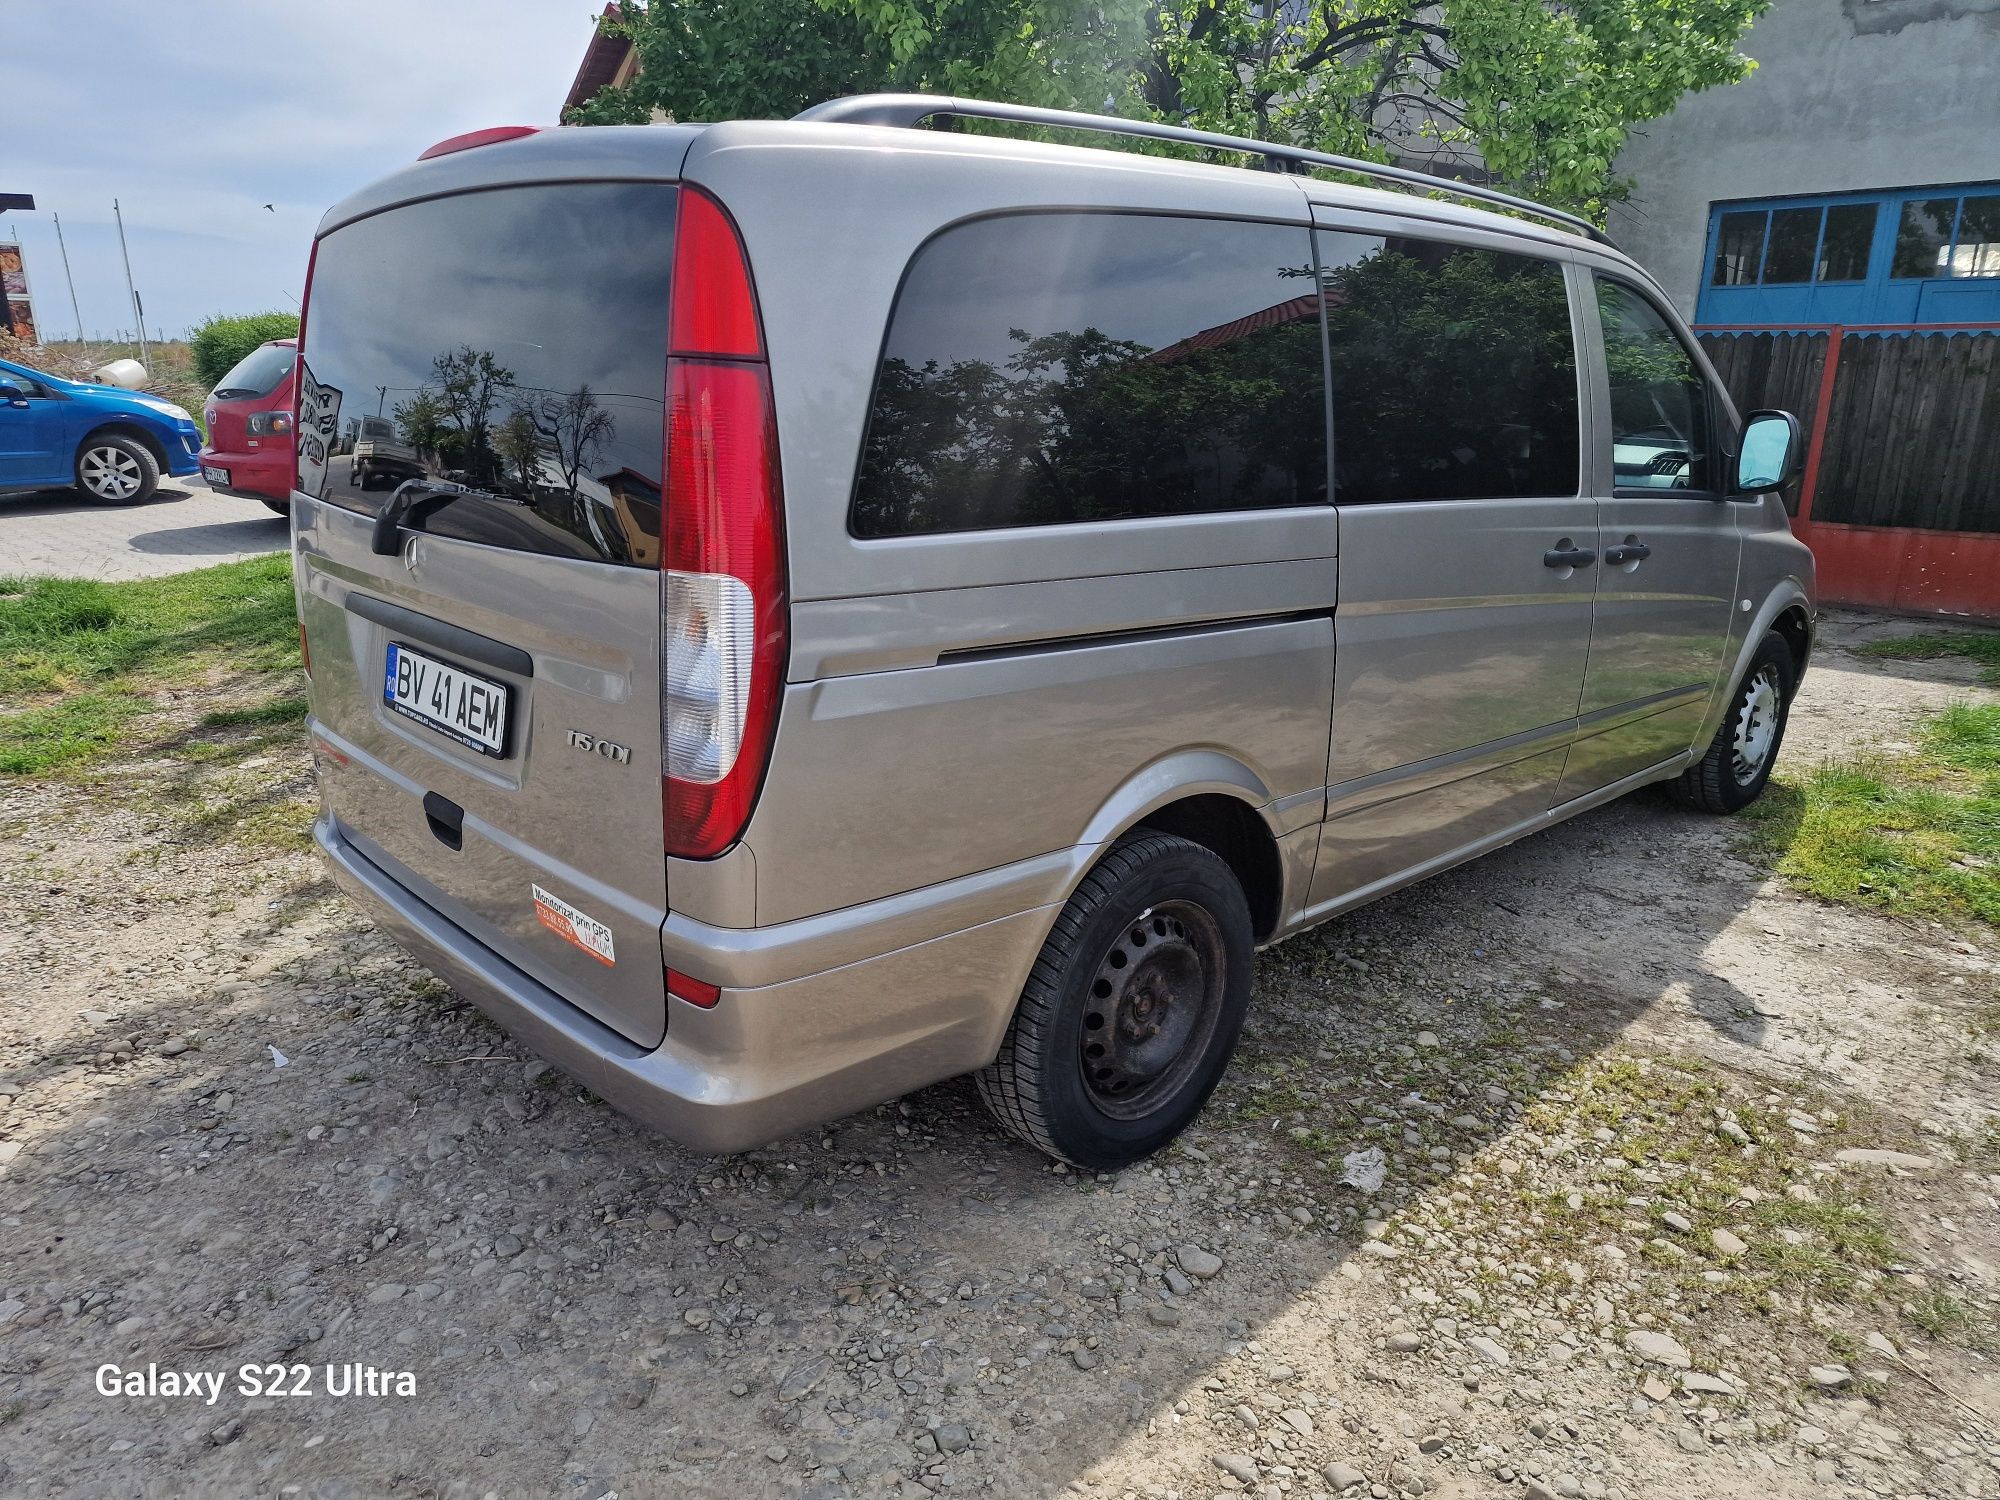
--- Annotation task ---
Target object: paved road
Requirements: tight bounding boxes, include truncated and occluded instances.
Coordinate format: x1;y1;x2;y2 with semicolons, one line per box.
0;476;289;581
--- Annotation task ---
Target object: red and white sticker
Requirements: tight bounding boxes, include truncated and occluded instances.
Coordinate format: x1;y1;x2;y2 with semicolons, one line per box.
532;884;615;966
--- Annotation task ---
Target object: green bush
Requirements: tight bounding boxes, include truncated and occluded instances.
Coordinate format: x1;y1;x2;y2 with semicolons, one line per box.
188;311;300;388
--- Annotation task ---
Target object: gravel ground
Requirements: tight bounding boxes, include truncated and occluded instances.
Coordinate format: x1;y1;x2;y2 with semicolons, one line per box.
2;611;1997;1500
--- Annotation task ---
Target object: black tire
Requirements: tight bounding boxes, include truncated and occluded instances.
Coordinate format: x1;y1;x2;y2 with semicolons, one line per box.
74;433;160;504
976;831;1253;1169
259;497;289;516
1668;630;1796;814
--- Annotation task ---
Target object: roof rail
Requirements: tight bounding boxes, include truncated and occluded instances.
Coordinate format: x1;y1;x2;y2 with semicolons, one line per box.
793;93;1614;248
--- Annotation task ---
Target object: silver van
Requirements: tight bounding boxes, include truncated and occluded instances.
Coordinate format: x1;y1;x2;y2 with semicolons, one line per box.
294;96;1815;1169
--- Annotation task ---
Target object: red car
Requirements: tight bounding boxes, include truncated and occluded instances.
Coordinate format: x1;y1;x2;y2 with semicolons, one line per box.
200;337;296;513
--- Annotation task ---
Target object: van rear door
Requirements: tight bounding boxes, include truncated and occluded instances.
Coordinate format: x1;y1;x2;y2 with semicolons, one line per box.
295;182;675;1047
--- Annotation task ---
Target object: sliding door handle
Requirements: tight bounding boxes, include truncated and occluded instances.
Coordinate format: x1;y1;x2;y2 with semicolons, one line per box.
1543;543;1596;570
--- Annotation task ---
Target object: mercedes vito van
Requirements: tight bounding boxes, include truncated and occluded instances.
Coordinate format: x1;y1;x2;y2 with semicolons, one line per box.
294;96;1815;1169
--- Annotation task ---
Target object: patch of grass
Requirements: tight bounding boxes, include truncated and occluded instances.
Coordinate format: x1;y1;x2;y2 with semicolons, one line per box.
1743;702;2000;927
1905;1287;1970;1339
0;556;298;776
198;695;309;731
1858;630;2000;687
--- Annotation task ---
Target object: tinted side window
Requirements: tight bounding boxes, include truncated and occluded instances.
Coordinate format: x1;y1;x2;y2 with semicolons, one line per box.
1315;234;1578;504
851;213;1325;537
1596;278;1714;493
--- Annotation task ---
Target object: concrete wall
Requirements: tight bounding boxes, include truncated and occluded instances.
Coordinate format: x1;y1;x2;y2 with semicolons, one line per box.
1609;0;2000;317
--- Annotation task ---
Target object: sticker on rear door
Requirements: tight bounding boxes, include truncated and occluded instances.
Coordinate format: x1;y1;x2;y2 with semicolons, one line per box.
532;884;615;966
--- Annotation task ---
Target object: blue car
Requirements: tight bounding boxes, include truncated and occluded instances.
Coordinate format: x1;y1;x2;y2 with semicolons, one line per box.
0;356;203;504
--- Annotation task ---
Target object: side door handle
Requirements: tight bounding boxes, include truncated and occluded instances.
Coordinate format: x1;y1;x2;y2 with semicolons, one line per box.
1604;540;1654;566
1543;541;1596;570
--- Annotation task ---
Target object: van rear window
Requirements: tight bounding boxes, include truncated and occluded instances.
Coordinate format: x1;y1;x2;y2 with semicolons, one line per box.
852;212;1327;537
297;183;676;566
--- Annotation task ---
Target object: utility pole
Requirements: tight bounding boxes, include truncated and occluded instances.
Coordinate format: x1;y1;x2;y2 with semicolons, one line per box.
51;212;84;342
113;198;148;370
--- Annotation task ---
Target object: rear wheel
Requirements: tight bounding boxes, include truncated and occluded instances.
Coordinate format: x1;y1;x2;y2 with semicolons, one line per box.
1668;630;1796;814
977;831;1253;1169
260;498;289;516
75;435;159;504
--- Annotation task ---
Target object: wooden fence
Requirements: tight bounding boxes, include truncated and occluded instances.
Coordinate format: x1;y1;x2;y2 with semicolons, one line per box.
1695;324;2000;618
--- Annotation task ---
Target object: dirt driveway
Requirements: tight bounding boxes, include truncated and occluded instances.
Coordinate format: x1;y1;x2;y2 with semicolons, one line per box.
1;612;1996;1500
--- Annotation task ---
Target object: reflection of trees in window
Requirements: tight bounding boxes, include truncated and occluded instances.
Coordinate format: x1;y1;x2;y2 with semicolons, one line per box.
394;389;448;455
529;384;617;524
854;301;1325;536
430;346;517;484
495;408;543;493
1316;241;1577;504
390;352;625;550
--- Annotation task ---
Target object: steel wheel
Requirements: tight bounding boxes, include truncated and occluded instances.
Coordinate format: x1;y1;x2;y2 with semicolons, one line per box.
1079;899;1227;1120
79;444;146;500
1667;629;1797;815
978;831;1254;1168
1731;663;1782;785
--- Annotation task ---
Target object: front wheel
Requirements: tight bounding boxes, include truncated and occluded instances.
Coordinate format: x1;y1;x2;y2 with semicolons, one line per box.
75;435;159;504
977;831;1253;1169
1668;630;1796;814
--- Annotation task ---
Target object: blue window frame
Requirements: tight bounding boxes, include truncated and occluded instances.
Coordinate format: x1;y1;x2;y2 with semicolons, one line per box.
1696;183;2000;328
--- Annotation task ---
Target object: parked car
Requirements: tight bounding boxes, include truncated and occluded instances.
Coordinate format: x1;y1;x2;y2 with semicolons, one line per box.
200;337;297;514
293;102;1815;1169
0;354;201;503
349;415;425;491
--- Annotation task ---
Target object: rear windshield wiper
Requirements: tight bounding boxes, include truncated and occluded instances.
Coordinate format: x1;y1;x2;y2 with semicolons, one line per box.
371;479;513;555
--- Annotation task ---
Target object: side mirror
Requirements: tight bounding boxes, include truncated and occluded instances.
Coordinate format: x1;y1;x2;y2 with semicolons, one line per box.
0;382;28;409
1735;409;1801;495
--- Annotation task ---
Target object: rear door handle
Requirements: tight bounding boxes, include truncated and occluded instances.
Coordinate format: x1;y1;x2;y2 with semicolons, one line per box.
1543;542;1596;570
1604;541;1653;566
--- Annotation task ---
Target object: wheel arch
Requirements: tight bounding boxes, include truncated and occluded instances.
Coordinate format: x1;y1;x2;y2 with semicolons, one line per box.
1074;750;1289;942
1771;602;1814;686
1698;580;1814;746
78;421;168;474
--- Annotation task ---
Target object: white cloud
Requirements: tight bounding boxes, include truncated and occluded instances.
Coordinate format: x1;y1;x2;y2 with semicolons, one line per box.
1;0;601;338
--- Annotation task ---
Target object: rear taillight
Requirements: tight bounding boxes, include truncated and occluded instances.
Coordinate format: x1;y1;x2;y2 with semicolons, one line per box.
663;187;787;861
247;411;294;436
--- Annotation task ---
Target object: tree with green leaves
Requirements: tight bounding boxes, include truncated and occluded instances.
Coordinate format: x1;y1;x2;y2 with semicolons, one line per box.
568;0;1769;211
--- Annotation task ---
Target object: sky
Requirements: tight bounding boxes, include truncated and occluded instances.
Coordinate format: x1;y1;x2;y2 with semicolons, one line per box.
1;1;601;342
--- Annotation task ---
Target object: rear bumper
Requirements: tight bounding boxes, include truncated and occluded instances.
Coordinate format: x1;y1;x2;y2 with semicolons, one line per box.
317;814;1052;1153
198;445;291;501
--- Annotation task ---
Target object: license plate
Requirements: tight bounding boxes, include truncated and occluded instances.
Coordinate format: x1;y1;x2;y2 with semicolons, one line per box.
202;465;229;485
383;642;511;757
